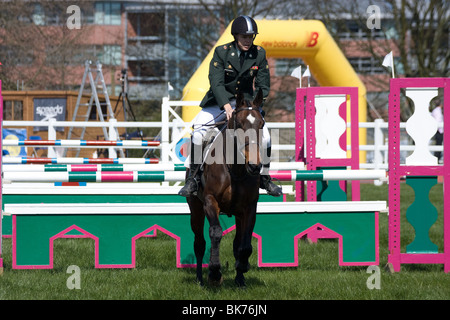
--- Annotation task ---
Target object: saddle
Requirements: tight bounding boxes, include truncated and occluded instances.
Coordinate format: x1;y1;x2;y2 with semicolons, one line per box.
199;122;228;171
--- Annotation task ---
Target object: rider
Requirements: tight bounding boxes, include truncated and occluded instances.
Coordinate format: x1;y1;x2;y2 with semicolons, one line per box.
178;15;282;198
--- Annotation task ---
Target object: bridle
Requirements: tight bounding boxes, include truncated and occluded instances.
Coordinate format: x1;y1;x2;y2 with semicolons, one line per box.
227;101;263;177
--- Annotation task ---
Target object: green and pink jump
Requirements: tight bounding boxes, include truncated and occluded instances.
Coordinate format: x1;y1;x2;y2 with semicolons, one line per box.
2;169;386;183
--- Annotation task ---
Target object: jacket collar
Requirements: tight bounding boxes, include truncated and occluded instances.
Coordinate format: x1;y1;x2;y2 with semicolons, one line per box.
229;41;257;71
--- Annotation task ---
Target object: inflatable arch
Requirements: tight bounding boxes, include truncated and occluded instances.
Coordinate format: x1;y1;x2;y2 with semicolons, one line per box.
181;19;367;160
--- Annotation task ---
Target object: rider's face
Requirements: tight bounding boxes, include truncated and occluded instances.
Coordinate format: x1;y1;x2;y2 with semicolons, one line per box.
235;34;254;52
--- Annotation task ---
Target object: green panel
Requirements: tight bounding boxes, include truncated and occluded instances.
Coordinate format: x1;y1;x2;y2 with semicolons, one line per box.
254;211;376;264
13;209;376;268
14;214;188;266
405;176;439;254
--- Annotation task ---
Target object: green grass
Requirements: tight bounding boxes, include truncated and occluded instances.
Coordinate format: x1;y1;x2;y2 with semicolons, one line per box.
0;183;449;300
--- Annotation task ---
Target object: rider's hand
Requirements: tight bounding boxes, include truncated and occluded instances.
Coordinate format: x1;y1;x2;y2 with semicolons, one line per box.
223;103;233;120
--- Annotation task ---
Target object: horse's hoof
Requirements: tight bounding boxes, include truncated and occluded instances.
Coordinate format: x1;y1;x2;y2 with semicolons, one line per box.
208;275;224;287
195;277;203;287
234;275;246;288
196;277;204;287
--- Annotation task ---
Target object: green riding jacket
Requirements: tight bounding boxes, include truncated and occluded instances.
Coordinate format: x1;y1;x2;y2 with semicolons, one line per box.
199;41;270;109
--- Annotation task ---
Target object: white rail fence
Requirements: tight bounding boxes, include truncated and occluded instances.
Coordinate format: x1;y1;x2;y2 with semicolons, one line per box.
2;99;444;169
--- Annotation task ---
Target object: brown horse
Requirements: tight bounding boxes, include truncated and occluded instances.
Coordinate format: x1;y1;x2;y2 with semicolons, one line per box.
187;90;265;287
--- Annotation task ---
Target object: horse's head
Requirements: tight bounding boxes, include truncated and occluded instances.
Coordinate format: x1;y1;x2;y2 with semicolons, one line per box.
228;89;265;176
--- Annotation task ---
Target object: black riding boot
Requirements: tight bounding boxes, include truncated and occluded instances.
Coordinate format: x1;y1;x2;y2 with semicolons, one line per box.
260;145;282;197
260;173;282;197
178;142;201;197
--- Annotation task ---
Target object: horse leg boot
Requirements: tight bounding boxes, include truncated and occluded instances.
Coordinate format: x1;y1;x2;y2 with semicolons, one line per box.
208;225;223;286
234;231;253;287
235;245;252;287
260;146;282;197
178;141;202;197
194;236;206;286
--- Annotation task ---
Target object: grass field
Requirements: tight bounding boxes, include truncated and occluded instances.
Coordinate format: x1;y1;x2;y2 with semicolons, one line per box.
0;183;449;301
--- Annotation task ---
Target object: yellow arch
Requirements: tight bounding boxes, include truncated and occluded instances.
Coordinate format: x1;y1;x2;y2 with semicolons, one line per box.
182;19;367;160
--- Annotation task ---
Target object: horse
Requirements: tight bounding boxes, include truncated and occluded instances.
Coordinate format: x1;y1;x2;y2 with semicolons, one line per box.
186;89;265;287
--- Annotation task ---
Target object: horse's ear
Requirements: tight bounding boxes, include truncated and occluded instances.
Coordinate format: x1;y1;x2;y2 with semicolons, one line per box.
253;89;264;107
236;92;245;108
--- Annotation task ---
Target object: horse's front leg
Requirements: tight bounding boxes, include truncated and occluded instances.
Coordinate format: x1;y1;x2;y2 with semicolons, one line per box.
188;197;206;286
234;205;257;287
204;195;223;286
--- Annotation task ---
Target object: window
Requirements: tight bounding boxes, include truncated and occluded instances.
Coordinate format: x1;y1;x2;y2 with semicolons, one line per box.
349;57;385;74
128;60;165;82
3;100;24;120
89;101;108;120
349;57;404;75
275;59;304;76
101;45;122;66
128;12;165;39
32;4;45;26
94;2;121;25
74;45;122;66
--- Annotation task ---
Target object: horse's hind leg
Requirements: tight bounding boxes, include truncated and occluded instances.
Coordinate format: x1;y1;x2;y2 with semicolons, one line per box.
204;195;223;286
189;199;206;286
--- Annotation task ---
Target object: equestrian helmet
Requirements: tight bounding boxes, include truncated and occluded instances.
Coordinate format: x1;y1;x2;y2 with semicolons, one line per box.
231;16;258;35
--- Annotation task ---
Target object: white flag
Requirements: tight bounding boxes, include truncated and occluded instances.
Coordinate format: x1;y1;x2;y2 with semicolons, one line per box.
167;82;174;91
302;65;311;78
291;66;302;88
382;51;395;77
291;66;302;79
382;51;392;68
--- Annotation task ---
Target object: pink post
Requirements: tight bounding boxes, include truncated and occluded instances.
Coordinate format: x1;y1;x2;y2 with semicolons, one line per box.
1;80;3;273
295;91;306;201
388;78;449;273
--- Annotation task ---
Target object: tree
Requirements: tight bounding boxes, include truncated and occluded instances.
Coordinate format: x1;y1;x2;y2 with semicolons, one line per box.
0;1;95;90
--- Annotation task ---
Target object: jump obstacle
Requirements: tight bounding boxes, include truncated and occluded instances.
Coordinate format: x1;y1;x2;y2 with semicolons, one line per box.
2;157;160;164
387;78;449;273
2;169;386;183
5;201;384;269
1;161;385;269
2;78;448;272
2;139;160;148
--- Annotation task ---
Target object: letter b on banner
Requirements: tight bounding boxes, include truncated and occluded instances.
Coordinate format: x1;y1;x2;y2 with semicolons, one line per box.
307;32;319;47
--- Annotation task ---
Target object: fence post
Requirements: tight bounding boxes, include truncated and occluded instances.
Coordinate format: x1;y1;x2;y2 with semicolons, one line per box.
48;118;57;158
161;97;170;163
373;119;385;185
108;119;117;158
